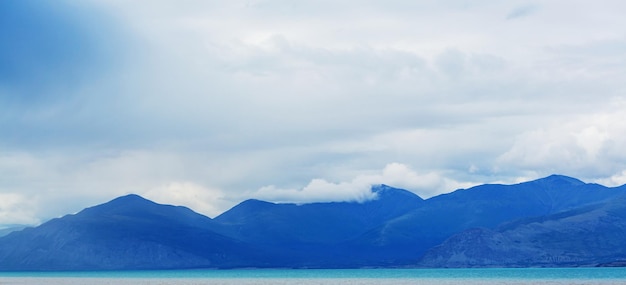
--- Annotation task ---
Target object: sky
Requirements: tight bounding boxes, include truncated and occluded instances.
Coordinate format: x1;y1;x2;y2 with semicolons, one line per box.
1;0;626;225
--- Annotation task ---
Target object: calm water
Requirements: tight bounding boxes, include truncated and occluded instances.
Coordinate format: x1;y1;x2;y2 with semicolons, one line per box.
1;268;626;284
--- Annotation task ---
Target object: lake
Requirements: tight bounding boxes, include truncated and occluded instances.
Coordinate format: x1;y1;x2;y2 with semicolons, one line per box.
1;268;626;284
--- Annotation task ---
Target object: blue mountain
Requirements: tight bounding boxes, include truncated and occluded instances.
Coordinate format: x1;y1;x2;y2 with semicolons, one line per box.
0;195;263;270
1;175;625;270
211;184;424;267
345;175;626;264
0;225;27;237
215;184;423;243
418;194;626;267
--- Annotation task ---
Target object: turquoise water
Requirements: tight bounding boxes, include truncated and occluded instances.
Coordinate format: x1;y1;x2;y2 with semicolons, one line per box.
1;268;626;280
1;268;626;284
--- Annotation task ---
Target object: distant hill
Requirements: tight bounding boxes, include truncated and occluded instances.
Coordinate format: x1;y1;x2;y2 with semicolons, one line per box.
1;175;625;270
346;175;626;265
212;184;424;267
0;195;265;270
214;184;423;243
0;225;29;237
418;195;626;267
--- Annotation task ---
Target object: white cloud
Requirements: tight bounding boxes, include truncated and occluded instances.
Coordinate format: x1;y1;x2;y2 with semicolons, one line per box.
597;170;626;187
2;0;626;224
254;179;376;204
0;193;39;226
143;182;227;218
377;163;475;197
251;163;475;204
497;99;626;179
0;149;242;221
506;4;538;20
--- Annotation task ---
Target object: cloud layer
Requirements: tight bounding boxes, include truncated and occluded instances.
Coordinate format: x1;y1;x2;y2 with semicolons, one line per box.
252;163;474;204
1;0;626;223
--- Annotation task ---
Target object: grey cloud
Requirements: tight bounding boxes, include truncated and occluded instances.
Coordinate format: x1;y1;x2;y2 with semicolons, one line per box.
2;0;626;225
435;49;467;79
506;4;538;20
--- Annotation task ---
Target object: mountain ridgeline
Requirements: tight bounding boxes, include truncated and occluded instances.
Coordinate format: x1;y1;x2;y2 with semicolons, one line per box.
1;175;626;270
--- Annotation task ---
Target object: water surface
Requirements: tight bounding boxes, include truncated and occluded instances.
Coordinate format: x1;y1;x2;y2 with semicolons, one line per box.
2;268;626;284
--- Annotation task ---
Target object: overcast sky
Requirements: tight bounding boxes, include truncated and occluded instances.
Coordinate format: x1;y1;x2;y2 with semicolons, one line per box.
2;0;626;225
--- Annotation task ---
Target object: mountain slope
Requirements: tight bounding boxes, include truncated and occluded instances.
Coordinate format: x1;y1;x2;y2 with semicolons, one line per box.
211;184;425;267
0;195;261;270
418;195;626;267
1;175;625;270
348;175;626;263
0;225;28;237
214;184;423;244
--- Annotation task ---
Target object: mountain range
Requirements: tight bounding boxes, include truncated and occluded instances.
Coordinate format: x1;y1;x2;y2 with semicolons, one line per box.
1;174;625;270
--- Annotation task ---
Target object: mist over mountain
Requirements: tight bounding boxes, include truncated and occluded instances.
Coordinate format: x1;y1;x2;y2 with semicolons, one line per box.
1;175;625;270
0;225;27;238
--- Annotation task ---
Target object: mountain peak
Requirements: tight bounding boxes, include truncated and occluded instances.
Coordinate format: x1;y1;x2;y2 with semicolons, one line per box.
371;184;397;193
535;174;586;186
372;184;423;199
110;193;152;204
81;194;185;219
86;194;157;212
3;176;626;270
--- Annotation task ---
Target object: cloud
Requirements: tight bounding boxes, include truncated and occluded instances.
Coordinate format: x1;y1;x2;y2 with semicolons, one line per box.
0;193;39;225
251;163;475;204
497;99;626;179
254;179;376;204
2;0;626;226
0;149;240;221
597;170;626;187
143;182;227;218
506;5;538;20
